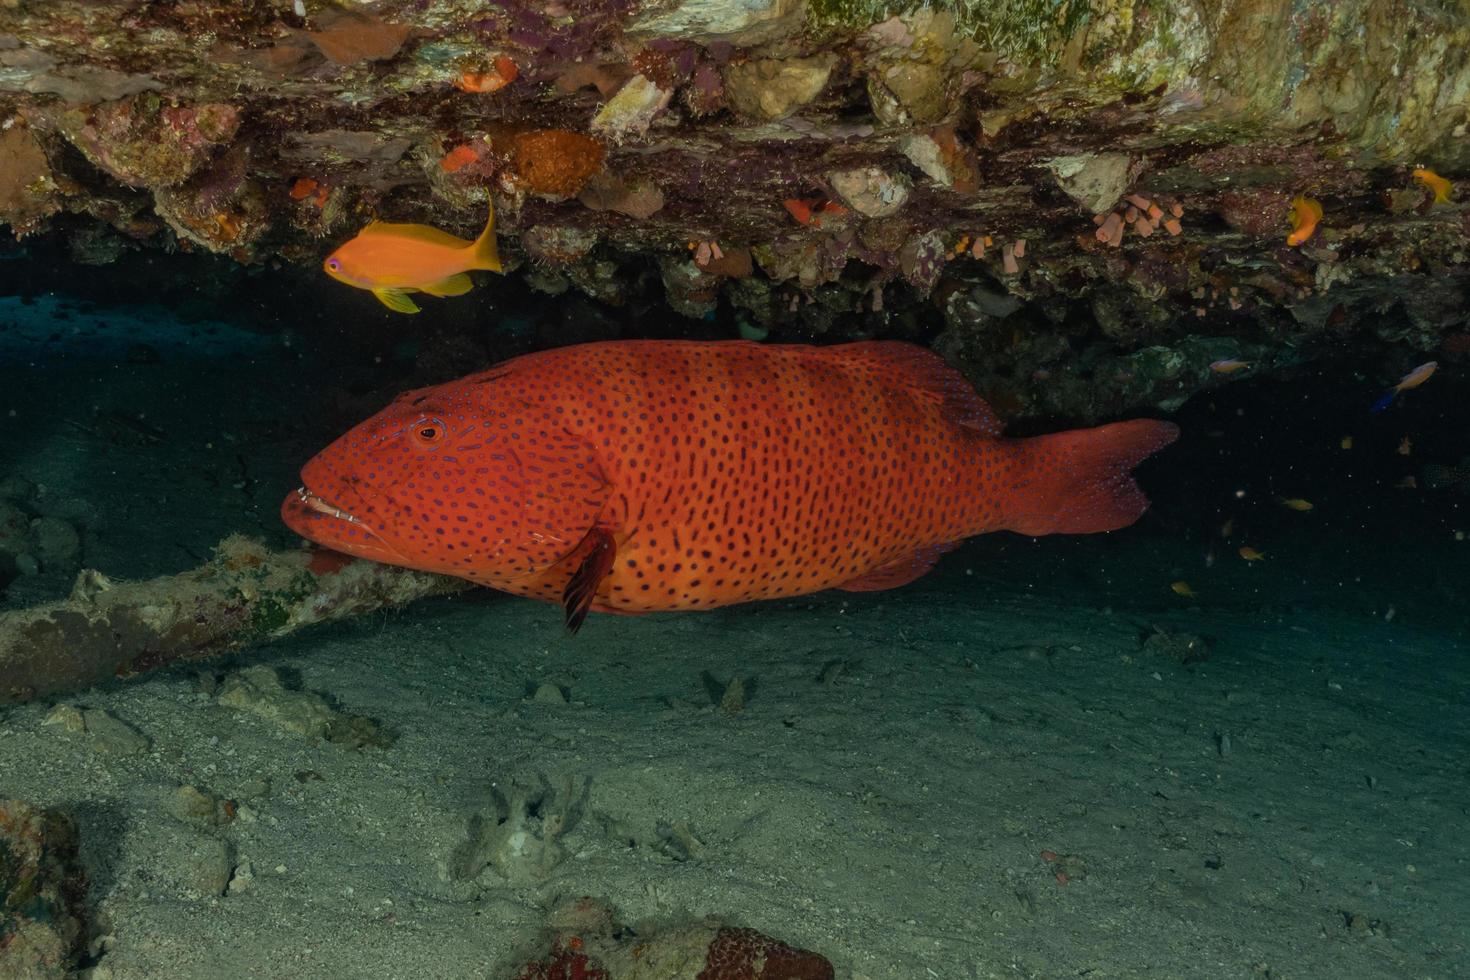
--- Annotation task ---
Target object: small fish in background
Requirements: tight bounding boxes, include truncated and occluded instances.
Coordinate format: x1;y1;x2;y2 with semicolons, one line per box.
1398;436;1413;456
1280;497;1314;512
1286;196;1323;246
1220;517;1235;538
1340;435;1354;450
1371;360;1437;413
1396;475;1418;489
1238;546;1265;562
322;202;502;313
1411;167;1453;204
1210;358;1249;374
1423;454;1470;493
1171;580;1197;597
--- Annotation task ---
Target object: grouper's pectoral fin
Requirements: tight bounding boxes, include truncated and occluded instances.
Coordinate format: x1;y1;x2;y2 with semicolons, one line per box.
373;287;421;314
420;273;474;297
562;526;617;634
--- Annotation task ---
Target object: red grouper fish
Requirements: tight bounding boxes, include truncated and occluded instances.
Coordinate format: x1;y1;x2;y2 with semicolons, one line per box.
282;341;1179;630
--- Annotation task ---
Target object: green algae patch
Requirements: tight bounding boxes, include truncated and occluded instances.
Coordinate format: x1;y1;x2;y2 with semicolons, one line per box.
807;0;1096;61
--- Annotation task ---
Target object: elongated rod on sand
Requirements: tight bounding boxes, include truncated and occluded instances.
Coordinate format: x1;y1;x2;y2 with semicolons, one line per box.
0;536;466;706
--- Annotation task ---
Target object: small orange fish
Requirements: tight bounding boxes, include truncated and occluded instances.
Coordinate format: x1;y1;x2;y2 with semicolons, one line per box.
323;202;502;314
1340;435;1353;450
1372;361;1437;412
454;56;518;93
1210;359;1249;374
1411;168;1452;204
1171;581;1196;597
1238;546;1265;561
1280;498;1314;512
1286;196;1322;246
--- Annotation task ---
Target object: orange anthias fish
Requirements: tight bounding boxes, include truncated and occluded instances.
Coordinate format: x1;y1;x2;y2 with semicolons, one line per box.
323;203;502;314
282;341;1179;630
1287;196;1322;246
1411;168;1452;204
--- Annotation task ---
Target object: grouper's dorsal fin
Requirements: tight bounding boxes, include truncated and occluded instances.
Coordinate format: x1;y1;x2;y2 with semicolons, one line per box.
828;341;1006;438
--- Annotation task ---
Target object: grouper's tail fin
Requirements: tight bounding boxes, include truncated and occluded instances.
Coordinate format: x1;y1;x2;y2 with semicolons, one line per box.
1003;419;1179;536
470;200;502;273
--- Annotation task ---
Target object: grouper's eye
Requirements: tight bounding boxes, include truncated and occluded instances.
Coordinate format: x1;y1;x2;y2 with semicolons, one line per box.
410;417;446;449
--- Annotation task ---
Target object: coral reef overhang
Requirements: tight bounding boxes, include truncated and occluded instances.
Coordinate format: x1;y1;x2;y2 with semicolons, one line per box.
1;0;1467;421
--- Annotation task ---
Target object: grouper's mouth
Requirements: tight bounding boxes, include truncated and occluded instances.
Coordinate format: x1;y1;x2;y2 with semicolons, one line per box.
280;484;409;567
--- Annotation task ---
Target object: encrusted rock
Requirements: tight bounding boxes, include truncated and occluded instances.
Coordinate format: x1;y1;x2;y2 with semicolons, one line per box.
628;0;805;45
898;231;948;291
578;171;665;219
0;46;162;102
215;665;391;747
0;800;88;979
1048;153;1135;214
0;122;58;234
723;55;836;121
659;255;720;318
863;10;981;126
54;96;240;189
829;166;911;218
522;225;600;266
900;128;978;192
153;149;269;256
284;129;412;166
88;710;147;754
216;665;338;739
868;60;949;126
591;74;672;143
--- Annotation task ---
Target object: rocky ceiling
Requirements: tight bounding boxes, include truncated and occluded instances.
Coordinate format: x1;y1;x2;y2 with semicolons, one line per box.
1;0;1467;420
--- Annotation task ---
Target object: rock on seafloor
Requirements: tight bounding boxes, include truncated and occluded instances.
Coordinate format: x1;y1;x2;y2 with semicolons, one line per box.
510;897;834;980
0;800;90;979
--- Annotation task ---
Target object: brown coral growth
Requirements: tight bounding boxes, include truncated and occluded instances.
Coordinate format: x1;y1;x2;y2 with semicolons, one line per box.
697;926;835;980
0;123;58;235
507;129;606;198
306;9;412;65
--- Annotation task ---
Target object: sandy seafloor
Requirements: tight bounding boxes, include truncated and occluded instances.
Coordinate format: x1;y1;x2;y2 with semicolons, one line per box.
1;293;1468;979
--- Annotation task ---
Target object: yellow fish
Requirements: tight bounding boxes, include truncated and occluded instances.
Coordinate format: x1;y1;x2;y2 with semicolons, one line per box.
323;203;502;314
1280;497;1314;512
1238;546;1265;561
1286;196;1322;247
1171;580;1196;597
1411;168;1452;204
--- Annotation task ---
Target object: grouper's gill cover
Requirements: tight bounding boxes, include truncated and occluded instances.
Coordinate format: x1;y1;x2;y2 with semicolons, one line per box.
282;340;1178;630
